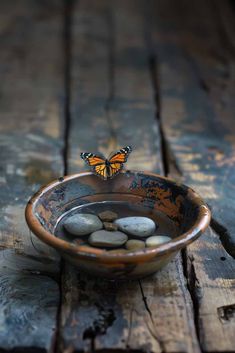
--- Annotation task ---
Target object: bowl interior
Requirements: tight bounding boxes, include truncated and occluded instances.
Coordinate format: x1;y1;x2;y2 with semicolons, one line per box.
28;171;209;257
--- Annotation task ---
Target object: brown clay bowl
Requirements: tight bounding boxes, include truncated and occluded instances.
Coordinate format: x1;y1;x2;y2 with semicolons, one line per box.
25;171;211;279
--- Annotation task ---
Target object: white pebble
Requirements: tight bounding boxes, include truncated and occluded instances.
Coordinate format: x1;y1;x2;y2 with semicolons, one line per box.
146;235;171;247
114;216;156;237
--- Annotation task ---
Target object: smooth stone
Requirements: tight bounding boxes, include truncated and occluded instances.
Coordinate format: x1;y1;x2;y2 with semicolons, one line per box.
103;222;118;231
98;210;118;222
114;216;156;237
88;230;128;248
146;235;171;247
125;239;145;251
64;213;103;236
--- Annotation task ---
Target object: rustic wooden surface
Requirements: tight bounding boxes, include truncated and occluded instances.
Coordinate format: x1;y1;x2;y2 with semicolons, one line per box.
149;1;235;351
0;0;234;352
0;0;63;351
59;2;199;353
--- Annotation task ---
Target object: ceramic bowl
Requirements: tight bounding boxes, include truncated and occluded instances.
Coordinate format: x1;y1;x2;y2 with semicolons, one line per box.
25;171;211;279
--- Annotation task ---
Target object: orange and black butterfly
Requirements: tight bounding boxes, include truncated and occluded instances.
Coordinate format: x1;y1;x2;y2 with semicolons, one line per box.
80;146;132;180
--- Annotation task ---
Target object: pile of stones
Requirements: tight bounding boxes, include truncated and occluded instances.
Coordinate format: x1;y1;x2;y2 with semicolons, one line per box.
63;210;171;252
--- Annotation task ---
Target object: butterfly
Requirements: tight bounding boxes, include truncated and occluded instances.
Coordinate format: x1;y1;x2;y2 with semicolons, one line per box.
80;146;132;180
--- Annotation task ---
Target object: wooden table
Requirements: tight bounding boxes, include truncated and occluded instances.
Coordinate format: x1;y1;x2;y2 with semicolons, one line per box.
0;1;234;352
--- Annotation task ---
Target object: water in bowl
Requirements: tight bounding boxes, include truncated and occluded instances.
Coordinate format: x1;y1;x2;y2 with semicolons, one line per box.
55;201;180;249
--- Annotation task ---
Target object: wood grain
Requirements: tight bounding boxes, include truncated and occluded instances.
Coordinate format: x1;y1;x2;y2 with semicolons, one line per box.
58;1;199;352
149;0;235;351
0;0;233;352
0;0;64;351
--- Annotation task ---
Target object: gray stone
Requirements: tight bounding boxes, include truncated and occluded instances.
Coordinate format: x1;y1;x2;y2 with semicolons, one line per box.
88;230;128;248
125;239;145;251
114;217;156;237
146;235;171;247
63;213;103;236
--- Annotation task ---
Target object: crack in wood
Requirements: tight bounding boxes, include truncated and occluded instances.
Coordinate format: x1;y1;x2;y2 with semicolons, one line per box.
212;0;235;57
62;0;73;176
125;306;134;349
147;54;169;177
138;280;154;321
181;249;201;345
104;8;117;147
138;280;166;353
54;2;74;353
199;79;211;94
144;16;183;181
82;302;116;351
210;218;235;259
144;8;184;180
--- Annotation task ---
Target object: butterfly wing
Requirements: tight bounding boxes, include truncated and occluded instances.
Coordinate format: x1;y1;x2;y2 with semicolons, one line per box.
80;146;132;180
94;164;108;180
80;152;106;166
109;146;132;163
80;152;108;179
108;146;132;178
109;162;123;178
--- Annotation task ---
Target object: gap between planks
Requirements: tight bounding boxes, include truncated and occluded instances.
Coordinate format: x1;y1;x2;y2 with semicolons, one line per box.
54;1;73;353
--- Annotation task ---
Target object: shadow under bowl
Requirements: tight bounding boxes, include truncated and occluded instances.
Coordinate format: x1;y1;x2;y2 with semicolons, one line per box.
25;170;211;279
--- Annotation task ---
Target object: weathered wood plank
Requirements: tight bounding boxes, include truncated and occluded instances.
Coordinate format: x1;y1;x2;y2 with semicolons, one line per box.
149;0;235;351
59;1;200;352
0;1;64;351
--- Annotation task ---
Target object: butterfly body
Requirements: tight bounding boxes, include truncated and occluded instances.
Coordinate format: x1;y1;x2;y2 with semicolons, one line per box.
80;146;132;180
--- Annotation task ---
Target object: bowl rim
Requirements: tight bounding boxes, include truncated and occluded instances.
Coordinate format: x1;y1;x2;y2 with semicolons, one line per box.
25;170;211;263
